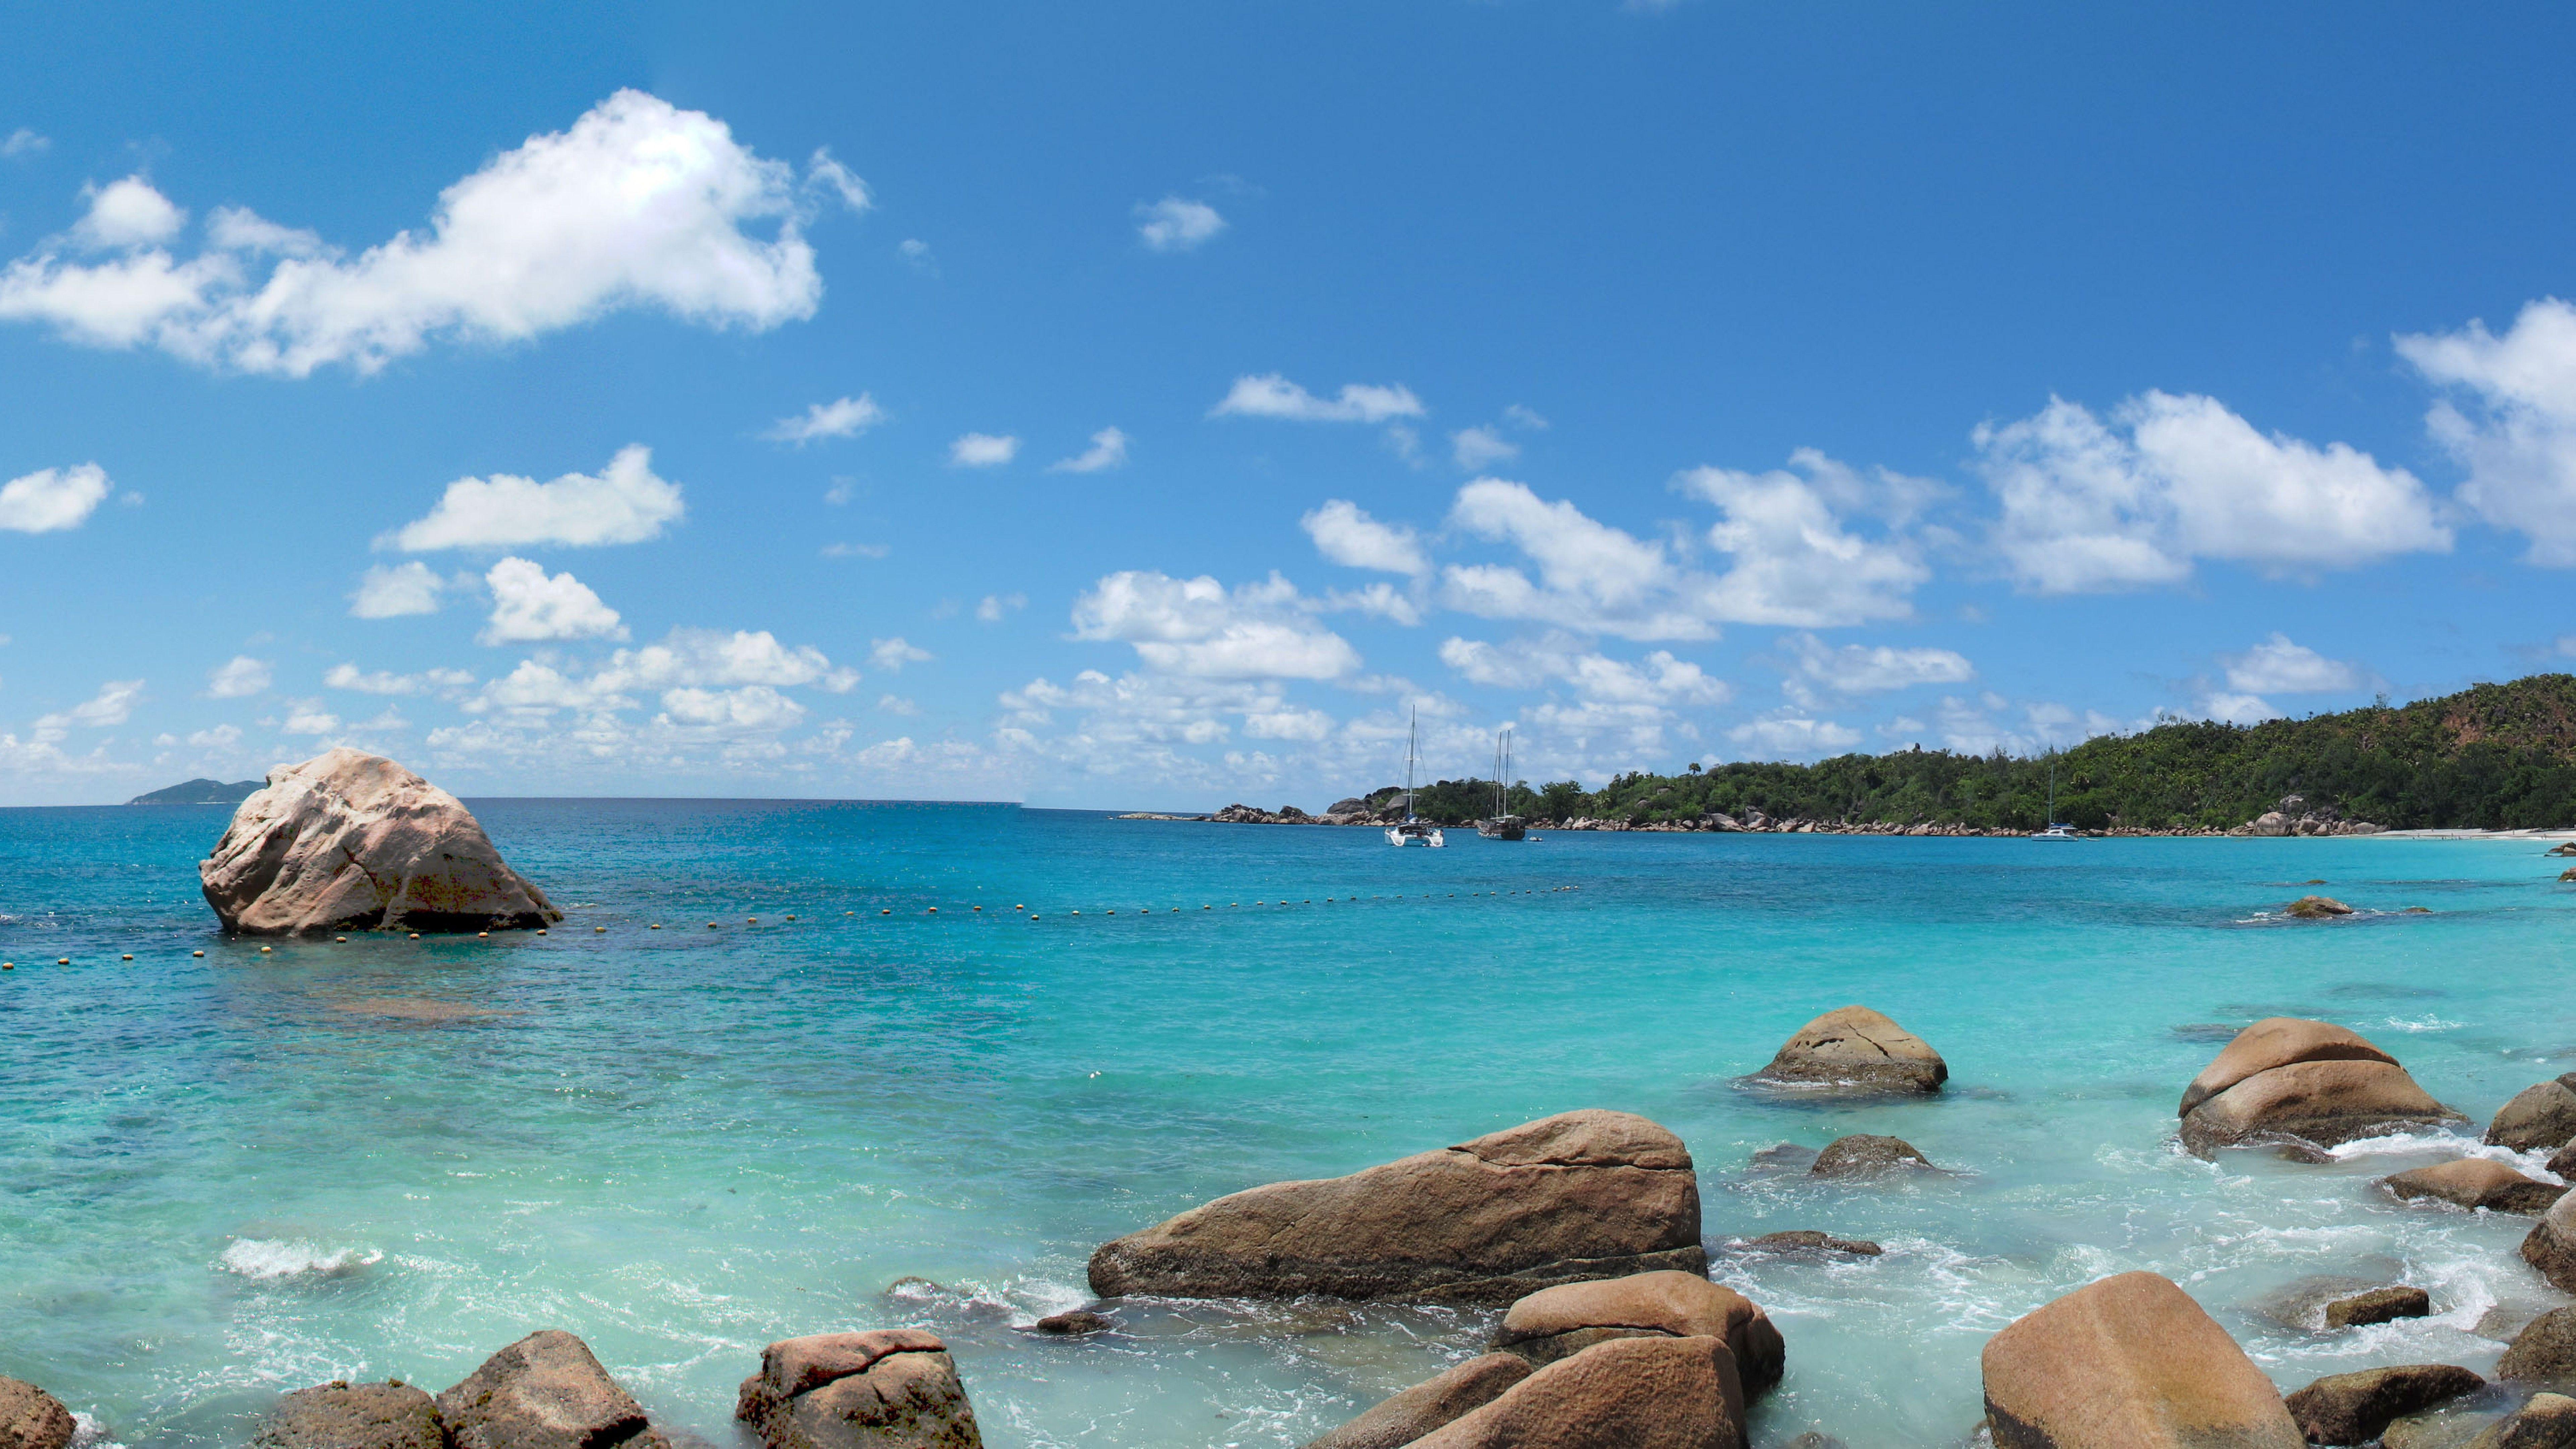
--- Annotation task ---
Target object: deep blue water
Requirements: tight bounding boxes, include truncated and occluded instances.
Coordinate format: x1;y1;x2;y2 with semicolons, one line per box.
4;801;2574;1447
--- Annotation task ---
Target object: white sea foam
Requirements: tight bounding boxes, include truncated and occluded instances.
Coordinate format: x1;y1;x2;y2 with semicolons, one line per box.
2376;1015;2465;1032
217;1238;384;1281
70;1412;122;1449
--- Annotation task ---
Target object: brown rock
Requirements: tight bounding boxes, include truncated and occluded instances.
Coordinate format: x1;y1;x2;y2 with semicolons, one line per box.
2490;1080;2576;1152
2386;1159;2568;1216
1029;1311;1107;1336
437;1330;664;1449
2288;896;2357;919
2466;1393;2576;1449
1492;1271;1784;1397
2524;1194;2576;1295
2323;1286;2432;1329
1757;1005;1948;1094
201;749;561;936
2180;1018;2401;1116
1403;1335;1746;1449
2553;1143;2576;1181
1980;1271;2304;1449
2501;1307;2576;1382
1086;1111;1706;1305
1739;1231;1882;1257
0;1380;75;1449
2285;1365;2485;1445
2181;1060;2463;1156
735;1330;980;1449
1301;1355;1532;1449
1809;1135;1937;1178
253;1383;445;1449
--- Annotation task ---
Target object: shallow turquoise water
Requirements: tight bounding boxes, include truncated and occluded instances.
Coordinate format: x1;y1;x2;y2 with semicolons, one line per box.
4;802;2574;1448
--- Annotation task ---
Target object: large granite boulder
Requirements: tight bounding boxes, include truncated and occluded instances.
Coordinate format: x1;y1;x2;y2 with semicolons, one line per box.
2179;1029;2461;1156
2524;1194;2576;1295
1491;1271;1783;1397
437;1331;664;1449
1981;1272;2304;1449
1756;1006;1948;1094
735;1330;980;1449
2287;1366;2485;1446
2491;1080;2576;1152
1403;1336;1746;1449
2180;1018;2400;1116
201;749;559;936
2502;1307;2576;1382
2386;1159;2568;1216
1302;1355;1532;1449
1087;1111;1705;1305
253;1382;445;1449
0;1380;74;1449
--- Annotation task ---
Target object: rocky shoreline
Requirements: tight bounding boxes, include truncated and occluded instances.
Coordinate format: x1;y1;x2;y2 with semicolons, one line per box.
1158;792;2394;837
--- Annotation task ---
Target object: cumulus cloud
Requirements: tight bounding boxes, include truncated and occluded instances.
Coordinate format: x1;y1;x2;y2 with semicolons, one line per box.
1441;480;1717;641
1049;427;1128;473
948;432;1018;467
2;129;47;158
35;679;144;738
869;637;932;672
203;655;271;699
2398;299;2576;564
1451;426;1518;470
1678;450;1931;626
976;592;1026;622
1210;374;1426;424
349;561;447;617
1136;197;1226;252
1441;634;1727;707
0;463;110;532
1303;499;1429;576
1976;392;2450;592
478;557;625;644
764;393;885;445
1727;711;1862;759
2222;633;2362;694
878;694;921;716
2201;692;2279;726
821;541;889;559
325;663;475;696
1072;571;1361;680
659;684;804;730
0;91;845;375
384;444;683;551
1779;632;1972;707
282;701;342;736
591;627;856;694
186;723;241;748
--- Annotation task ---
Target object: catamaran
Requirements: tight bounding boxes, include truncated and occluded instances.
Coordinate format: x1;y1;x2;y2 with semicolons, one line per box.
1475;728;1525;841
1386;709;1446;847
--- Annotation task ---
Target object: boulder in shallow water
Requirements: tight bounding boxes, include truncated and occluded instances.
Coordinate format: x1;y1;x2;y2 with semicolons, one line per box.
201;748;560;936
2286;1366;2485;1446
1808;1135;1937;1178
2526;1195;2576;1295
1028;1311;1107;1336
2181;1059;2462;1156
736;1330;979;1449
1491;1271;1783;1397
2386;1159;2568;1216
0;1379;75;1449
254;1382;444;1449
2180;1018;2401;1116
2501;1307;2576;1382
2466;1393;2576;1449
1756;1005;1948;1094
2287;895;2356;919
2324;1286;2432;1329
1403;1335;1746;1449
1738;1231;1882;1257
1980;1271;2304;1449
1301;1354;1532;1449
1087;1110;1706;1305
438;1331;665;1449
2491;1080;2576;1151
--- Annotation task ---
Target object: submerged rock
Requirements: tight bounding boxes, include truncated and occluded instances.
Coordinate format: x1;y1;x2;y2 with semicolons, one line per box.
2491;1079;2576;1152
735;1330;980;1449
1491;1271;1783;1397
2288;895;2357;919
1402;1336;1745;1449
1981;1272;2303;1449
2501;1307;2576;1381
1087;1110;1706;1305
2386;1159;2568;1216
1808;1135;1937;1178
438;1331;664;1449
201;748;560;936
1028;1311;1107;1336
1301;1355;1532;1449
2525;1194;2576;1295
0;1379;75;1449
1737;1231;1882;1257
2287;1366;2485;1446
1756;1005;1948;1094
253;1383;444;1449
2324;1286;2433;1329
2180;1018;2401;1116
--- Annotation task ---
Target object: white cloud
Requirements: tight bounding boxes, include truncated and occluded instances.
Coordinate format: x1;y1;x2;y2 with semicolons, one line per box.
1136;197;1226;252
1319;582;1424;627
324;663;475;696
878;694;921;716
1441;633;1728;709
2222;633;2362;694
591;627;856;694
349;561;447;618
34;679;144;739
1451;426;1518;470
282;701;341;736
384;444;683;551
1441;479;1717;641
1049;427;1129;473
1072;571;1361;680
802;149;872;214
478;557;625;644
1976;392;2450;593
1501;404;1548;431
1727;711;1862;759
0;91;837;375
869;637;932;672
764;393;886;445
2398;298;2576;565
898;238;934;271
1676;451;1930;627
949;432;1018;467
1302;498;1429;577
659;684;804;730
73;176;186;249
0;462;110;532
821;541;890;559
1210;374;1426;424
1780;632;1972;707
2;129;47;158
186;723;241;748
204;655;271;699
976;592;1026;623
2201;692;2279;726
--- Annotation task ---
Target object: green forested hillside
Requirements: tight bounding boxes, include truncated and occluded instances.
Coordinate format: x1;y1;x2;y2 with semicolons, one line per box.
1388;674;2576;832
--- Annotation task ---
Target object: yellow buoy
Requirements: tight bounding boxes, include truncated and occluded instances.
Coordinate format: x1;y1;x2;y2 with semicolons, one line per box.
336;936;348;943
709;922;719;929
929;907;939;914
595;926;606;933
193;951;204;958
786;914;796;921
122;954;133;961
1;962;10;970
882;909;892;915
650;924;661;930
748;917;758;925
477;931;489;938
973;906;982;912
536;929;547;935
59;957;71;964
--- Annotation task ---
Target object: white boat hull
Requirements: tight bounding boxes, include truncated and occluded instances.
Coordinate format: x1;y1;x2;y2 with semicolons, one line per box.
1386;826;1446;847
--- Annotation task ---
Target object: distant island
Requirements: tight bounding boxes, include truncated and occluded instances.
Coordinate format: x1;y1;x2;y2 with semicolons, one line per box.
127;778;265;806
1206;673;2576;835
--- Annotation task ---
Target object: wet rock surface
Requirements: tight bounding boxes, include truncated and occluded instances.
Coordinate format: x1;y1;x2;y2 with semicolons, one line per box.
1403;1335;1746;1449
1756;1005;1948;1094
2323;1285;2433;1329
2491;1080;2576;1152
1300;1355;1532;1449
735;1330;980;1449
2525;1195;2576;1295
1808;1135;1937;1179
1491;1270;1783;1397
438;1330;665;1449
1981;1272;2303;1449
2502;1307;2576;1382
0;1379;75;1449
2386;1159;2568;1215
1736;1231;1882;1257
253;1382;445;1449
2286;1365;2485;1446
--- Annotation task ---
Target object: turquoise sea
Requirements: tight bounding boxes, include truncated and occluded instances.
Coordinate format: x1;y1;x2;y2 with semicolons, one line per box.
5;801;2575;1448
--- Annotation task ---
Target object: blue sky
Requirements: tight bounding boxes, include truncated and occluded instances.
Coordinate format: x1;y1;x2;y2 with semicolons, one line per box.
3;2;2574;807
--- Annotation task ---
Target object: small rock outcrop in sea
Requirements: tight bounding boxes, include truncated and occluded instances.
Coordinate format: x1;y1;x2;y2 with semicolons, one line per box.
200;748;561;936
2286;1366;2486;1446
1029;1310;1107;1336
2501;1307;2576;1381
0;1378;76;1449
2323;1286;2433;1329
2287;895;2357;918
438;1331;666;1449
2490;1077;2576;1151
2177;1018;2459;1156
2467;1393;2576;1449
2384;1159;2568;1216
1981;1272;2304;1449
2522;1194;2576;1295
735;1330;980;1449
1490;1271;1784;1397
1398;1336;1747;1449
253;1382;444;1449
1808;1135;1938;1179
1086;1110;1705;1305
1301;1355;1532;1449
1737;1230;1882;1257
1755;1005;1948;1094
